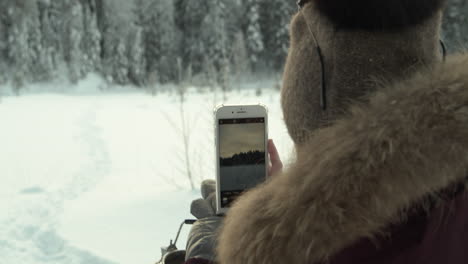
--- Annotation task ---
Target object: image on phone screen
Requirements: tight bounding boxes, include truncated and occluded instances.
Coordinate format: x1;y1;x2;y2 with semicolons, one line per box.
219;117;266;208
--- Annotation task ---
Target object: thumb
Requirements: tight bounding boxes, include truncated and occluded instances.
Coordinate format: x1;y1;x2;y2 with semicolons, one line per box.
268;139;283;176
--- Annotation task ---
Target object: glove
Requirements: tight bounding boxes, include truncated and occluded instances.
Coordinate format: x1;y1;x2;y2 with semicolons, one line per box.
185;180;223;262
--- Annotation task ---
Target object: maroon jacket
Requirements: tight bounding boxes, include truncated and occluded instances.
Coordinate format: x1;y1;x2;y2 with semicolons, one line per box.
332;188;468;263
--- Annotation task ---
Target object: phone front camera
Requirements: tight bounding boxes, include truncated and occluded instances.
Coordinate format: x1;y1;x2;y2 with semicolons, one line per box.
232;111;234;114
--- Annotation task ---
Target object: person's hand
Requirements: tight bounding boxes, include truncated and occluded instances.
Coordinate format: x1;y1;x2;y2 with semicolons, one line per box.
185;180;222;262
185;141;282;262
268;139;283;177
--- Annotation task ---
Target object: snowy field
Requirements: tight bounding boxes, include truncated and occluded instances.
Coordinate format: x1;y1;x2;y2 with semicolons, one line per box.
0;81;294;264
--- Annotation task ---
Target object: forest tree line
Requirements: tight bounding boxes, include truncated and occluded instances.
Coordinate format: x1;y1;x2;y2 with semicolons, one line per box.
0;0;466;91
0;0;296;90
220;150;266;166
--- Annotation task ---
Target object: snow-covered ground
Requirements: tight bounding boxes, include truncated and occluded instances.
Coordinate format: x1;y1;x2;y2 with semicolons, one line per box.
0;83;294;264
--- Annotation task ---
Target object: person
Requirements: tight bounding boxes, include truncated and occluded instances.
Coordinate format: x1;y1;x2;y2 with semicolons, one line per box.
181;0;468;263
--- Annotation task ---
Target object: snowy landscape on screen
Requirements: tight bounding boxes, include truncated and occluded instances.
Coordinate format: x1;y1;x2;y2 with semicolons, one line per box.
0;76;294;264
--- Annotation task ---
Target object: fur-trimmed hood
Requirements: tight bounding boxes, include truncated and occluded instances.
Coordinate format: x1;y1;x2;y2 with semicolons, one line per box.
217;54;468;264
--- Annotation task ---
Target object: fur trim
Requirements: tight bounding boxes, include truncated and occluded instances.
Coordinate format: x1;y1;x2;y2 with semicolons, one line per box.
217;54;468;264
313;0;447;31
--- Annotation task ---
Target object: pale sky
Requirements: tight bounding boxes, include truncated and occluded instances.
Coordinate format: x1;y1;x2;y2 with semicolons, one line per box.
219;123;265;158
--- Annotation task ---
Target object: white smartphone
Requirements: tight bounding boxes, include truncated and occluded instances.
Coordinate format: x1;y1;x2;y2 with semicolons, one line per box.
214;104;268;215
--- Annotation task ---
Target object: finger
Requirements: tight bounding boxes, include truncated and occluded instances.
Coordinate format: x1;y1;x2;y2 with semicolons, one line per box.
207;193;217;213
267;140;273;177
268;139;283;169
271;162;283;176
191;198;215;219
201;179;216;199
269;161;282;177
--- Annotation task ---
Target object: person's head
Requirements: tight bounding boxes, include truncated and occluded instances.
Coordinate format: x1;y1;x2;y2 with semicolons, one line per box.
281;0;447;147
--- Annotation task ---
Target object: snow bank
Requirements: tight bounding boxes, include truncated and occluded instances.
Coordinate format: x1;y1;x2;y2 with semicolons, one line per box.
0;73;141;96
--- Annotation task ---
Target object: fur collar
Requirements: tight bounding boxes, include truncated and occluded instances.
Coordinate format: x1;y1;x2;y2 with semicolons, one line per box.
218;54;468;264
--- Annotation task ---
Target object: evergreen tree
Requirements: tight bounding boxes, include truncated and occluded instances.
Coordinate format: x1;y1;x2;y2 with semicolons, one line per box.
8;20;30;90
175;0;210;74
61;0;86;83
0;18;7;83
95;0;114;82
112;37;130;84
47;0;66;73
127;26;146;86
201;0;228;72
244;0;264;71
258;0;295;71
3;0;39;90
231;32;250;88
0;2;11;83
137;0;179;84
27;0;49;82
37;0;57;81
102;20;131;85
96;0;131;84
80;0;102;74
221;0;243;54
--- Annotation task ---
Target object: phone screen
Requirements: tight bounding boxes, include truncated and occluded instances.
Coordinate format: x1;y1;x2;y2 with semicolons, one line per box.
218;117;266;208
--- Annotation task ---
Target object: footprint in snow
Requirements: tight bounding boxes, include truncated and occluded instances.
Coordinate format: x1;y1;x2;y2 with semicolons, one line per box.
19;187;45;195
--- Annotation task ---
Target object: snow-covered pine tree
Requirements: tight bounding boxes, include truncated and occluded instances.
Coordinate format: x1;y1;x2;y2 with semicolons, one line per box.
112;37;130;84
47;0;66;73
27;0;51;82
96;0;131;85
37;0;57;81
101;19;131;85
202;0;232;97
258;0;295;71
61;0;86;83
231;31;250;87
137;0;179;84
127;26;146;86
201;0;228;73
80;0;102;75
95;0;113;83
244;0;264;72
221;0;243;53
174;0;210;74
0;3;9;84
4;0;39;91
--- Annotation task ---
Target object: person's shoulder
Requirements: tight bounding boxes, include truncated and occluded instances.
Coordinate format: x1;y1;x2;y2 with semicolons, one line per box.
374;53;468;111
